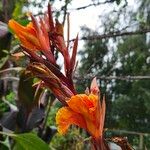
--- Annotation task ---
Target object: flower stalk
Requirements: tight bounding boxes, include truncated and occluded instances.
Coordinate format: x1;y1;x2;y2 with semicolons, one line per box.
56;78;110;149
91;136;109;150
8;4;78;103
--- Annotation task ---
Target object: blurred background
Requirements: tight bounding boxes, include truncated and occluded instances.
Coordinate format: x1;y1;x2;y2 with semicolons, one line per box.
0;0;150;149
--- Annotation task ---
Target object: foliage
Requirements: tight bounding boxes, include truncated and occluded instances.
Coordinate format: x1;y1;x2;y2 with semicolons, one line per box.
50;128;90;150
77;0;150;148
0;132;50;150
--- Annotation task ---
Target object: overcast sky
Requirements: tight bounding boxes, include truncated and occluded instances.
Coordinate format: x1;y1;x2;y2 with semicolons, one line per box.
26;0;136;69
27;0;135;39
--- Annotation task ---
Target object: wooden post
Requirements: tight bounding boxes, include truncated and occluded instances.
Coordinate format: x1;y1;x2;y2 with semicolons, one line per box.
139;134;143;150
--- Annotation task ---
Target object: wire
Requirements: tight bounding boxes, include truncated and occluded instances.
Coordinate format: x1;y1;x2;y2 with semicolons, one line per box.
74;75;150;80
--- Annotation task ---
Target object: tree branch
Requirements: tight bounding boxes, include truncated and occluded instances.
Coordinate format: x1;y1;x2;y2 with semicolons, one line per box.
77;29;150;41
62;0;70;25
69;0;112;11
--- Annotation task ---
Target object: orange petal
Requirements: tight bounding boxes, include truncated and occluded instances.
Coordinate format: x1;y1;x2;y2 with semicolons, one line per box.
20;31;40;48
26;22;37;35
67;94;98;115
56;107;86;134
19;36;37;50
67;94;100;138
9;20;36;36
9;20;40;50
8;19;26;35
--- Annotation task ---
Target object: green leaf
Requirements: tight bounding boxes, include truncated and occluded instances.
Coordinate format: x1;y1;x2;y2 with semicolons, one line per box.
0;56;9;69
0;132;50;150
13;142;24;150
6;92;15;102
0;136;11;150
12;2;23;19
18;71;43;110
12;133;50;150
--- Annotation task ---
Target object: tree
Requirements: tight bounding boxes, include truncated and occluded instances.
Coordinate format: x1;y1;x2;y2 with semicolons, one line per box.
77;0;150;147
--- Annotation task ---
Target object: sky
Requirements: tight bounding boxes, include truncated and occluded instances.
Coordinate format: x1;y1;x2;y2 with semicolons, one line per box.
60;0;135;38
26;0;136;69
53;0;135;51
27;0;135;40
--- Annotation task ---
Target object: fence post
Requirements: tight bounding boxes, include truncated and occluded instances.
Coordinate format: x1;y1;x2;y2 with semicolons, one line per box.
139;134;143;150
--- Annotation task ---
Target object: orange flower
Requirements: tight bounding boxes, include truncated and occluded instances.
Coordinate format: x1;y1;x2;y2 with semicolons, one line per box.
56;78;106;139
8;4;79;102
8;20;49;51
8;13;56;64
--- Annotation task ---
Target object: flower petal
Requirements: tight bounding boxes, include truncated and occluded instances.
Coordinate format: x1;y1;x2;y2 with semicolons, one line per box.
90;77;99;95
56;107;86;134
67;94;98;115
67;94;100;138
8;20;40;50
8;19;26;35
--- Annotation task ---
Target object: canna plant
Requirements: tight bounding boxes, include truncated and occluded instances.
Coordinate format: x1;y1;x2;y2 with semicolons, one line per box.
8;4;133;150
56;78;109;150
9;4;78;105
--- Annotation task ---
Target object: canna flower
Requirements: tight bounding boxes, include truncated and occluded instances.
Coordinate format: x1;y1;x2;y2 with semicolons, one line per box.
8;5;78;101
56;78;106;139
8;5;56;64
8;4;78;104
8;20;50;52
56;78;109;149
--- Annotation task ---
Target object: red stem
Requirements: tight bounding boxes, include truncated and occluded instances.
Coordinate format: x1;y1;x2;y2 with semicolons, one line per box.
91;137;110;150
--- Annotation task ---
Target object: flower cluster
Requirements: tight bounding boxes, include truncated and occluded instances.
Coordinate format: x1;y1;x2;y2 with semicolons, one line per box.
56;78;106;141
9;4;78;105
